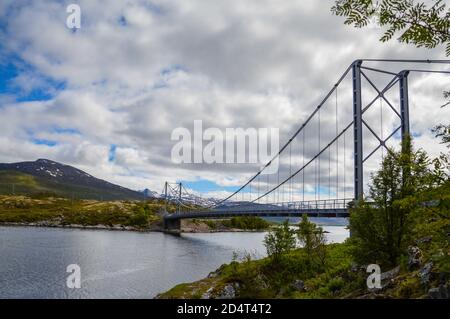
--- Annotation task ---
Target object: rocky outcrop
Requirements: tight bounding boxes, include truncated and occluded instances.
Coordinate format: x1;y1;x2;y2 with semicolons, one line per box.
407;246;422;270
292;280;305;292
428;284;449;299
416;236;432;245
201;283;240;299
217;284;238;299
418;262;433;286
380;265;400;288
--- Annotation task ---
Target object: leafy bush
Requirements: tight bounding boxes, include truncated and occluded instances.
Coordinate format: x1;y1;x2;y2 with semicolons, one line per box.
349;137;446;267
297;215;327;269
327;277;345;293
264;220;296;261
223;216;270;230
129;206;152;226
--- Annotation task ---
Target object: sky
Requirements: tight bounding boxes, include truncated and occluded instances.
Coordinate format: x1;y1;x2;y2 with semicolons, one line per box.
0;0;449;200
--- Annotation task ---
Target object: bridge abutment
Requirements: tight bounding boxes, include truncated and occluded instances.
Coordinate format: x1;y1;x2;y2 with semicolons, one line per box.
163;217;181;232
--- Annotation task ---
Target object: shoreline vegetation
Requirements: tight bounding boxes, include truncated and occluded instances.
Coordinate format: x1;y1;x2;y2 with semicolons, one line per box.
0;195;271;233
159;139;450;299
158;187;449;299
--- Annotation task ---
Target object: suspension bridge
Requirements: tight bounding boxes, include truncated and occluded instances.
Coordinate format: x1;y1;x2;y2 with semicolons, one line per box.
163;59;450;231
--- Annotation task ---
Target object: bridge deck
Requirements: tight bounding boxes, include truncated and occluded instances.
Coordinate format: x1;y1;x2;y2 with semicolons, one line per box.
164;208;349;221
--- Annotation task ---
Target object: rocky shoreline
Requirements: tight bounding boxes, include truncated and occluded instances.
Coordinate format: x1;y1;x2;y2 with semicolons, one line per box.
0;220;269;234
0;221;155;232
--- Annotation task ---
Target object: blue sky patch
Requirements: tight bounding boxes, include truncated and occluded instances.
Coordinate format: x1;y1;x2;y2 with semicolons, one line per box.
161;64;186;76
0;54;66;102
109;144;117;162
181;179;240;193
32;138;57;147
118;15;127;26
52;127;81;135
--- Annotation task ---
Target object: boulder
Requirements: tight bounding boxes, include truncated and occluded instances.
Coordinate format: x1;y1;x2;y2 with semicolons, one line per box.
216;283;239;299
428;285;449;299
416;236;432;245
201;287;214;299
292;280;305;292
418;262;433;286
377;265;400;289
407;246;422;270
207;264;226;278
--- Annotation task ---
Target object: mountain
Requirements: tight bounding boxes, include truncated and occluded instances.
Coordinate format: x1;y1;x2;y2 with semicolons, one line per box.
0;159;147;200
177;192;220;207
142;188;160;198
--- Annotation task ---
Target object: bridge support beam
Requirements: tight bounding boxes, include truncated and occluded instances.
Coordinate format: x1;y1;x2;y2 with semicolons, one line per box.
352;60;364;201
399;70;410;145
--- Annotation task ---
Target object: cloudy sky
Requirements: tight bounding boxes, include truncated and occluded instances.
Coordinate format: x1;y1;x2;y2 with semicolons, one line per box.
0;0;449;200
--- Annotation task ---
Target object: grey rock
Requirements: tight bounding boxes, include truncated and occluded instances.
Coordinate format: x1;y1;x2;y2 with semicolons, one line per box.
207;264;226;279
201;287;214;299
407;246;422;270
255;274;269;289
418;262;433;286
217;284;237;299
351;263;366;273
416;236;432;245
377;266;400;289
292;280;305;291
381;266;400;282
428;285;449;299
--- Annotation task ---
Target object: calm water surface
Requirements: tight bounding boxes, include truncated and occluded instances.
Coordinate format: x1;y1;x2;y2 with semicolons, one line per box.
0;225;348;298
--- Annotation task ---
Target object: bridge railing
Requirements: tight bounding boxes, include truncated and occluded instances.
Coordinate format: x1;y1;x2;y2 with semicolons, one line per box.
209;198;354;213
273;198;354;210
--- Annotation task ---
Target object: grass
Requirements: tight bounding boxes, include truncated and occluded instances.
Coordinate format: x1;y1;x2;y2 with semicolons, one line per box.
159;242;359;299
160;201;449;299
0;195;163;228
0;170;144;200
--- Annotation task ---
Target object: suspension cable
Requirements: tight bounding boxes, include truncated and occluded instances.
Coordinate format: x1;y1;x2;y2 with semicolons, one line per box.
343;128;346;199
289;143;292;202
210;61;450;208
257;175;260;203
210;64;352;207
380;97;384;159
318;107;321;201
277;159;280;203
328;146;331;199
302;128;305;202
336;87;339;199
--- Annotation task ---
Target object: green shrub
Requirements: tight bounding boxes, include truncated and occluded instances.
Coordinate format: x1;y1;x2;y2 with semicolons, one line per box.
264;220;296;261
129;206;151;226
297;215;327;269
327;277;345;293
223;216;270;230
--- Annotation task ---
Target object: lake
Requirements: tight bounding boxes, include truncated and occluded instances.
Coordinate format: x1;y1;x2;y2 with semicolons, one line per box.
0;224;348;298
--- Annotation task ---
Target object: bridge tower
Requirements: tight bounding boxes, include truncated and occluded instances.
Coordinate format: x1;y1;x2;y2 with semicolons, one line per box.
162;182;183;232
352;61;410;202
352;60;364;201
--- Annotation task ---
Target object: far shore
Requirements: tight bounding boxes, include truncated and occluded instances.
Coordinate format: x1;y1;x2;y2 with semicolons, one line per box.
0;221;269;234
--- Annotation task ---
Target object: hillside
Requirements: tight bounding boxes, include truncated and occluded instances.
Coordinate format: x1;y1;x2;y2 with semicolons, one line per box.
0;159;146;200
0;195;163;230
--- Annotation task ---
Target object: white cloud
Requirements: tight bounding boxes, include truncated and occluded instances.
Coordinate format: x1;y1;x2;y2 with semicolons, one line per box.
0;0;449;197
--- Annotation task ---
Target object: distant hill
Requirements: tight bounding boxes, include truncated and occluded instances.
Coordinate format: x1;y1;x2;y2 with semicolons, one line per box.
0;159;147;201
